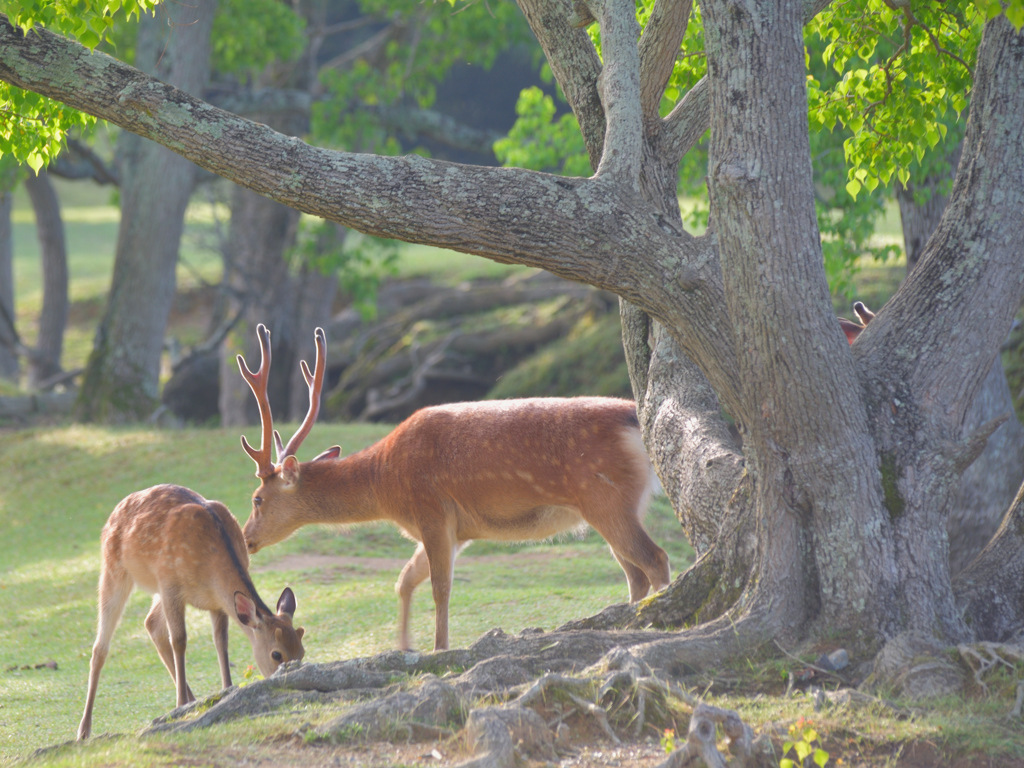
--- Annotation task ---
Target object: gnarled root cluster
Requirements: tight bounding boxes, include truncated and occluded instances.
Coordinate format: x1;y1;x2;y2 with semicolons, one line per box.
143;629;771;768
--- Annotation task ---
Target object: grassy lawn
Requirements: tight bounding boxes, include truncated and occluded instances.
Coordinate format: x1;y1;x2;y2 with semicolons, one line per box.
0;421;694;762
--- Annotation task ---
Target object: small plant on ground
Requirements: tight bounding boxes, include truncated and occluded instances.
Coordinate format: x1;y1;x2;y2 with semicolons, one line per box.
781;717;830;768
660;727;677;754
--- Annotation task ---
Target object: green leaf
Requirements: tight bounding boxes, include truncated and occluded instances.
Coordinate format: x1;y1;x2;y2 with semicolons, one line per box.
780;760;796;768
1007;1;1024;29
26;152;44;173
795;741;813;761
846;179;862;199
813;747;831;767
79;29;101;49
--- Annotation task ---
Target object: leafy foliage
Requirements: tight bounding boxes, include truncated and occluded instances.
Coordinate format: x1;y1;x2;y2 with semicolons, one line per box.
781;718;830;768
211;0;306;75
493;87;591;177
806;0;985;197
313;0;533;154
0;0;157;168
496;0;1022;295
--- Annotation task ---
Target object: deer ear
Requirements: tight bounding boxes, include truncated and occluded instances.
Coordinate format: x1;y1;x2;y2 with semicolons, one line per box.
853;301;875;325
281;455;300;486
277;586;297;617
312;446;341;462
296;626;305;640
234;592;259;626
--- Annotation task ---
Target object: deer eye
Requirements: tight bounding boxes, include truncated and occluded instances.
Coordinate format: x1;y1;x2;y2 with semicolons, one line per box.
271;651;283;662
253;496;262;508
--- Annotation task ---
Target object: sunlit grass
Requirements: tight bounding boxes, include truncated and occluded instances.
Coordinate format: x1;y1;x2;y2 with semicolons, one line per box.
0;423;693;762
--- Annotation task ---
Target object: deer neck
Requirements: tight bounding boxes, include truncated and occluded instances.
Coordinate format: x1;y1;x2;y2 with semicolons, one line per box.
297;447;389;526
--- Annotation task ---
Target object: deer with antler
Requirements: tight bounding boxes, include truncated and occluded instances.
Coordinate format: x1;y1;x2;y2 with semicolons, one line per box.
237;324;670;652
77;484;305;740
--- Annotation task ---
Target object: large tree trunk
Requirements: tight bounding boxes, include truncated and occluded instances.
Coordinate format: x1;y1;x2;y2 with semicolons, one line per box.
896;141;1024;576
75;1;215;422
23;170;68;387
950;359;1024;575
0;190;17;381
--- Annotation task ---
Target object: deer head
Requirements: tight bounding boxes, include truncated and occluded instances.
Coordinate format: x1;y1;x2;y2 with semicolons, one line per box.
237;324;338;552
235;587;305;676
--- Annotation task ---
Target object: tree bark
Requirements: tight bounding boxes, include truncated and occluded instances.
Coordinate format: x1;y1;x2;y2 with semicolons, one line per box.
856;17;1024;642
23;170;68;387
950;358;1024;575
896;141;1024;577
75;1;216;422
0;190;17;381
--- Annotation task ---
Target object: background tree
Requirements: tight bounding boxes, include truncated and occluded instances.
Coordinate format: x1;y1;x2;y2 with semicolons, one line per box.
1;0;1024;683
0;159;16;381
22;168;68;388
74;0;216;422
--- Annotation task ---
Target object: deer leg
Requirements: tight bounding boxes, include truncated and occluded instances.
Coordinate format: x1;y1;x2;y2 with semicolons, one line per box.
395;543;430;652
610;549;654;602
586;507;671;602
211;609;232;689
144;596;195;702
159;591;193;707
78;565;134;740
420;528;458;652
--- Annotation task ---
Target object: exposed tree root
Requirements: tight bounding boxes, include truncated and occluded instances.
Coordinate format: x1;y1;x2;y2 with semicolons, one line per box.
143;625;783;768
655;702;773;768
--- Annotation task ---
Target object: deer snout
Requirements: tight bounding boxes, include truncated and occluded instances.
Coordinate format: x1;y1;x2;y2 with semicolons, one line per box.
246;539;260;553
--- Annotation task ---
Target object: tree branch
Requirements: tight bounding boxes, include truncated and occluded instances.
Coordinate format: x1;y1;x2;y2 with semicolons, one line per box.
662;74;709;163
47;138;119;185
515;0;605;170
638;0;693;119
588;0;644;187
364;104;503;156
0;16;703;327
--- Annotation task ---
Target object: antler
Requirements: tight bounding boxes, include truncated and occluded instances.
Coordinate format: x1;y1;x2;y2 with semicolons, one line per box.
237;324;277;479
280;327;327;461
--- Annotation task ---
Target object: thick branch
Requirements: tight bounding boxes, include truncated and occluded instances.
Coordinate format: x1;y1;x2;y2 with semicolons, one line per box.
638;0;693;119
0;17;694;318
515;0;605;170
589;0;643;186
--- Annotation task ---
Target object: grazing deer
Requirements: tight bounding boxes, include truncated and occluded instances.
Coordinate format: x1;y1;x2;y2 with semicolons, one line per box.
237;324;670;652
837;301;875;344
77;484;305;741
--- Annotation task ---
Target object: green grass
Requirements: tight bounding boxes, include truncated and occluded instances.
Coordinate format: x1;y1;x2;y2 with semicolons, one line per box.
0;422;693;762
